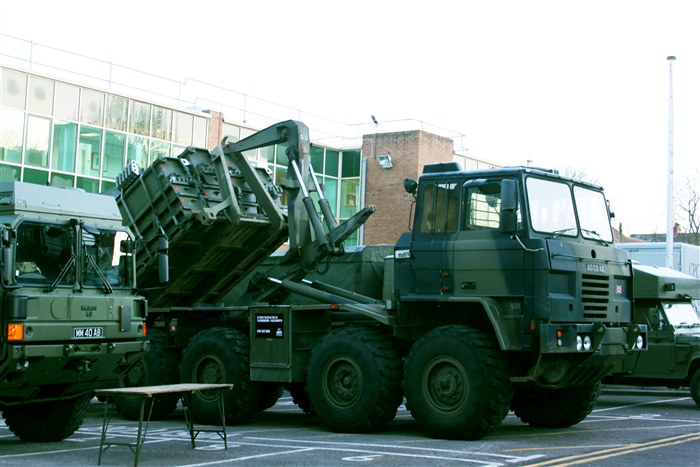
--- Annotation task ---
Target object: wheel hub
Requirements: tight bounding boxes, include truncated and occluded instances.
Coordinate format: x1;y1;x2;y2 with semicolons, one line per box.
426;358;469;411
325;358;362;407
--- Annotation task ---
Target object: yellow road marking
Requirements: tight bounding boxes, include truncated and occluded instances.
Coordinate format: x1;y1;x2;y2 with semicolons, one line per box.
522;433;700;466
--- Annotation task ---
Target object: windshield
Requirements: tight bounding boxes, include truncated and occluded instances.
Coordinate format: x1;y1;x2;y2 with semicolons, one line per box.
574;186;613;243
664;303;700;328
82;229;130;289
14;220;131;290
527;177;577;234
526;177;612;242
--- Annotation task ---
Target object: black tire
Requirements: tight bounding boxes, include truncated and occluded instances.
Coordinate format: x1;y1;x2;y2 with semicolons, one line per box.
180;327;259;424
115;328;179;420
511;381;601;428
257;384;284;411
307;327;402;432
690;369;700;408
3;394;91;442
403;325;512;440
287;383;314;414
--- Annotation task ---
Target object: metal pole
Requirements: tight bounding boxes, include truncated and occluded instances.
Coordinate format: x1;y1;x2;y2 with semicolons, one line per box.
666;56;676;269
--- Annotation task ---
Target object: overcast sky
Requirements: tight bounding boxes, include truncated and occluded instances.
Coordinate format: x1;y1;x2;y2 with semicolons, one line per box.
2;0;699;236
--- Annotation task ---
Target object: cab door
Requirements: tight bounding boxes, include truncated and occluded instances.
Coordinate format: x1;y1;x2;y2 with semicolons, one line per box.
409;181;460;295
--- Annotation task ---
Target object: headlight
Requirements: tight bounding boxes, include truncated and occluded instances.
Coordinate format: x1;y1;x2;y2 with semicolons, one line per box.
576;335;583;351
583;335;592;351
635;334;645;349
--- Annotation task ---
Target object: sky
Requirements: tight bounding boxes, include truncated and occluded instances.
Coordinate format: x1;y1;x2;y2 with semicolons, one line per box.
1;0;699;236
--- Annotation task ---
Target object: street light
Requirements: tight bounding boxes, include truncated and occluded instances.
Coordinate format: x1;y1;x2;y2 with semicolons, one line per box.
666;56;676;269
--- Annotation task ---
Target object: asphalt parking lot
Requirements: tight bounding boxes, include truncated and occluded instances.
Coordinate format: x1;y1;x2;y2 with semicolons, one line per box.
1;386;698;466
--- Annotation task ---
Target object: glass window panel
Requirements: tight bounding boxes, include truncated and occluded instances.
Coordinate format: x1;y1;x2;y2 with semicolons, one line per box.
275;143;288;166
103;131;125;179
172;145;187;158
105;94;128;131
54;82;80;121
262;145;274;164
27;76;54;115
151;106;172;140
340;179;359;218
51;121;77;172
341;150;360;177
24;115;50;167
23;167;49;185
80;89;104;126
222;123;241;143
527;177;576;234
311;145;324;174
1;69;27;109
193;116;207;147
127;135;149;168
77;125;102;176
0;163;21;181
129;100;150;136
173;112;193;145
101;180;116;193
50;172;74;187
75;176;99;193
150;140;170;163
325;149;339;177
0;108;25;163
323;177;338;216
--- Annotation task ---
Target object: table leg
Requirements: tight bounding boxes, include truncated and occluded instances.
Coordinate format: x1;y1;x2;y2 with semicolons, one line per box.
217;389;228;449
183;392;196;448
98;397;114;465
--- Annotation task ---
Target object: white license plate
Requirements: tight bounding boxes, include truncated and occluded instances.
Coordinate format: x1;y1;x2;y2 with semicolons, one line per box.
73;327;104;338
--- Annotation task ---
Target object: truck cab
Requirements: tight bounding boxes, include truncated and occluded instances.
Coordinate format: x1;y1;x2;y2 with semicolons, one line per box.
0;181;149;441
395;165;645;386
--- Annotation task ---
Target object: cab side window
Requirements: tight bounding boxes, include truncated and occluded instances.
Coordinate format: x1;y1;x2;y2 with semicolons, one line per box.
419;182;459;234
464;182;502;230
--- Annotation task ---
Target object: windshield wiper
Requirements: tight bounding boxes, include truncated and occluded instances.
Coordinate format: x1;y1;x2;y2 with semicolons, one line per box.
552;227;578;239
46;254;76;293
86;255;114;294
582;229;609;246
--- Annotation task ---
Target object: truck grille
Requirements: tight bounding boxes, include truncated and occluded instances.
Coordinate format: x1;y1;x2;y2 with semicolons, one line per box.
581;274;609;319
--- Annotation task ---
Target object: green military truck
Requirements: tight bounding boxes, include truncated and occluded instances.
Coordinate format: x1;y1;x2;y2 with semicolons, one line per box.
604;264;700;406
0;182;150;441
115;120;646;440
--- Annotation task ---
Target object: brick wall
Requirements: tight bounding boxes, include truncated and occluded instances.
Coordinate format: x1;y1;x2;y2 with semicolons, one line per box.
207;111;224;149
362;130;455;245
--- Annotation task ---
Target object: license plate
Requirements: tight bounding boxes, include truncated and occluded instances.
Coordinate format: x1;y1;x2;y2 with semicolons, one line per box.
73;327;104;338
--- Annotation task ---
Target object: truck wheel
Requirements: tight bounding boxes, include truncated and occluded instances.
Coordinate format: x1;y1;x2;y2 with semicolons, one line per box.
403;325;512;440
115;328;179;420
288;383;314;414
3;394;91;441
257;384;284;411
180;327;259;424
307;327;402;432
511;381;601;427
690;369;700;408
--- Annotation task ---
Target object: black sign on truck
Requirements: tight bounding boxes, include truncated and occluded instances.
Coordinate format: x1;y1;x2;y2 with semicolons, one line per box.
255;314;284;338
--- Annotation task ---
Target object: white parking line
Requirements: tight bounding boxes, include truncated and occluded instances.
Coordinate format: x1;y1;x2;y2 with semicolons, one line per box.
592;396;691;412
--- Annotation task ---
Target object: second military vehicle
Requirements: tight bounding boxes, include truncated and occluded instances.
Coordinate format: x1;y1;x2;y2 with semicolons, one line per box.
0;182;150;441
605;264;700;406
114;120;646;440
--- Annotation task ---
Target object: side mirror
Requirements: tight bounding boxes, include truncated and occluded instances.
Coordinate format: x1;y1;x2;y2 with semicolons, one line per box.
403;178;418;196
1;229;12;283
2;246;12;283
499;179;518;234
157;235;169;284
120;238;133;254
